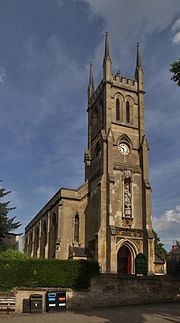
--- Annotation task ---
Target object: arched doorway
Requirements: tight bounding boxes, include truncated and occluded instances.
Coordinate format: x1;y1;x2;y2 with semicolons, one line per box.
117;245;131;274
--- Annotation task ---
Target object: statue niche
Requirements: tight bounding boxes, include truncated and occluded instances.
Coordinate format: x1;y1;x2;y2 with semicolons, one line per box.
124;179;131;218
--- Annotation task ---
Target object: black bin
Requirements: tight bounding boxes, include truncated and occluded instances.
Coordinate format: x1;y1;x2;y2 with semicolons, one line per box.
22;299;30;313
29;294;42;313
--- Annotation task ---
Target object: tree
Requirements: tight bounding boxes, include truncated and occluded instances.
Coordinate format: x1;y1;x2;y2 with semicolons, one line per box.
170;58;180;86
153;230;167;260
0;183;21;249
0;248;29;259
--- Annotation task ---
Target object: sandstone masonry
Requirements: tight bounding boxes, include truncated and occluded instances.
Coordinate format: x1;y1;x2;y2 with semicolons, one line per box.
23;33;155;274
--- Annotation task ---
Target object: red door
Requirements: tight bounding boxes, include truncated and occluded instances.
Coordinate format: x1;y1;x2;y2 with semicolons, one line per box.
117;245;131;274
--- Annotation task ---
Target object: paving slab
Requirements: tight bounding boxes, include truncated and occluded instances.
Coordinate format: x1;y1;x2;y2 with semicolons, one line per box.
0;302;180;323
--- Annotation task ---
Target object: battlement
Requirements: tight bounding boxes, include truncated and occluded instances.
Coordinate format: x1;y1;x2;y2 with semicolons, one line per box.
113;72;138;90
91;73;138;105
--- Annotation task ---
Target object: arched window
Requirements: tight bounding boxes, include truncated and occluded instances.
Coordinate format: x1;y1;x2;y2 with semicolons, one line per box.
126;101;130;123
116;98;120;121
29;231;33;255
43;221;47;247
74;213;79;243
34;227;39;256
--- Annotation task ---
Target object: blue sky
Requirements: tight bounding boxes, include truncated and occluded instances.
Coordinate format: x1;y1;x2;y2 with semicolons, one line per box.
1;0;180;251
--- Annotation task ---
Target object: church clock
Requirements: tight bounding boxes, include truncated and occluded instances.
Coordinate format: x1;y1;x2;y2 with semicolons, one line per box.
118;143;129;155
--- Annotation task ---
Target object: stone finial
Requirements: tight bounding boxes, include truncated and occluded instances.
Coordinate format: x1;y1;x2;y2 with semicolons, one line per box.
103;32;112;80
88;62;95;101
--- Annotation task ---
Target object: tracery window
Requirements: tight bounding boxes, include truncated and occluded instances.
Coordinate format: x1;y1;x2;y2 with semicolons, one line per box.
74;213;79;243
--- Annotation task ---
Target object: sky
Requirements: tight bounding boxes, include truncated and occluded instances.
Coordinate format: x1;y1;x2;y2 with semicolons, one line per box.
0;0;180;251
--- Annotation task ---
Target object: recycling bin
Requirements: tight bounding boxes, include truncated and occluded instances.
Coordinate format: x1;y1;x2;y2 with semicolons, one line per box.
56;291;66;310
29;294;42;313
46;292;56;312
46;291;66;312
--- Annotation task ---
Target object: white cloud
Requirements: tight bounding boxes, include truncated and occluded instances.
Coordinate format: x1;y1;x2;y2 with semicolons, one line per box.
75;0;180;79
0;35;87;146
57;0;63;6
0;66;6;85
153;205;180;251
172;31;180;44
171;17;180;32
34;185;56;200
80;0;180;41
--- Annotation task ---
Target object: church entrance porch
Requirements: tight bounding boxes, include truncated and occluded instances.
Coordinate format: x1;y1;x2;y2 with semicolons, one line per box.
117;245;132;274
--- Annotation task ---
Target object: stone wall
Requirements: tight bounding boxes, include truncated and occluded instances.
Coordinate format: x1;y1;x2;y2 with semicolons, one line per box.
14;274;180;313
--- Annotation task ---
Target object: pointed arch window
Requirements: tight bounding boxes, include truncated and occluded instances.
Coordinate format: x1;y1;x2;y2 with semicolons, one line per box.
126;101;130;123
43;221;47;246
116;98;120;121
74;213;79;243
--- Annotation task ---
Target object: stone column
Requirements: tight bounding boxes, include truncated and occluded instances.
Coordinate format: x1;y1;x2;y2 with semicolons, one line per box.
55;205;61;259
37;220;42;258
31;227;35;257
45;211;51;259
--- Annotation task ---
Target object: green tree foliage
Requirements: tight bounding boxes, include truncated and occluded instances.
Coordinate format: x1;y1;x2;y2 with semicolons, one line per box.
0;183;21;249
0;248;29;259
153;230;167;260
170;58;180;86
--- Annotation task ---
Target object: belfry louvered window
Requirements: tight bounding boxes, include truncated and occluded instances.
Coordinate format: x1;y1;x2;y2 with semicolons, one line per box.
126;101;130;123
116;98;120;120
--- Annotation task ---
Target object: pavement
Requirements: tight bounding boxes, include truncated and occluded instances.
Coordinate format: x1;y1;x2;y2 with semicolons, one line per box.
0;302;180;323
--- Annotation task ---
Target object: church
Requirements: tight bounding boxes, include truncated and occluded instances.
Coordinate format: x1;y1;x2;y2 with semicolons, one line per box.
24;33;155;274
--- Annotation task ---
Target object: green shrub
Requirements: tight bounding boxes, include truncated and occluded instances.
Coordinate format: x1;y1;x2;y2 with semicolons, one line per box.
0;258;99;291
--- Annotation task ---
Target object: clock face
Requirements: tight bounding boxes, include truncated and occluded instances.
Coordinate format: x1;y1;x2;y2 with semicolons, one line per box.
118;143;129;155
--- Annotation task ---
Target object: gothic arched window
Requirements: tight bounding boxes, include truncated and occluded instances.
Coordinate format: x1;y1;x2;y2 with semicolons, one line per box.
126;101;130;123
116;98;120;121
52;213;58;241
74;213;79;243
34;226;39;256
43;221;47;247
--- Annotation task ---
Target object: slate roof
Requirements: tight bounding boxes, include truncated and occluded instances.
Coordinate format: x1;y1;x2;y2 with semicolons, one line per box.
154;255;165;264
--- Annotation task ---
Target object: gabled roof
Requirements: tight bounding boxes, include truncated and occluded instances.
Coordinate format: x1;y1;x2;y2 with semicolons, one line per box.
154;255;165;264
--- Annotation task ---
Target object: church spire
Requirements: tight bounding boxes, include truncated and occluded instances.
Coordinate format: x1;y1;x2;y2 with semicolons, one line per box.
135;42;144;88
105;31;110;58
103;32;112;81
136;42;142;69
88;62;95;102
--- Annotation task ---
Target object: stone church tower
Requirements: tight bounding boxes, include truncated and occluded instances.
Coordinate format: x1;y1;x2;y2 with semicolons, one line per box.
24;33;155;274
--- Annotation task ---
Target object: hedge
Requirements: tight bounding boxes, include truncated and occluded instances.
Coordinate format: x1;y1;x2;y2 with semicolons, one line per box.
0;258;99;291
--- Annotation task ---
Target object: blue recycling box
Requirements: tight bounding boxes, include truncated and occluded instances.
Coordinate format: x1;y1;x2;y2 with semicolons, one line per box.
46;291;66;312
